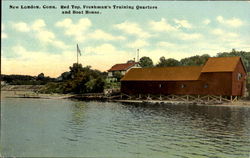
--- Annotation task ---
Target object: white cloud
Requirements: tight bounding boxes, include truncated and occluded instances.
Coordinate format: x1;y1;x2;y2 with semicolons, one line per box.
56;19;126;42
228;41;250;51
31;19;46;31
56;18;92;42
2;24;7;39
2;24;5;31
32;19;68;49
52;41;69;49
211;28;224;35
209;28;246;51
157;42;176;47
150;18;202;40
203;19;211;25
11;19;69;49
127;39;149;48
174;19;192;29
177;32;202;40
114;21;151;39
150;18;177;32
12;22;30;32
2;33;7;39
56;18;72;28
85;43;127;56
84;44;134;71
227;32;238;38
211;28;238;38
216;16;243;27
190;42;229;55
2;45;75;77
88;29;125;41
36;30;55;42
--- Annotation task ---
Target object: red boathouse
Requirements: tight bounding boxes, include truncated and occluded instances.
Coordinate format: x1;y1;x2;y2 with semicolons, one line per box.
121;57;247;102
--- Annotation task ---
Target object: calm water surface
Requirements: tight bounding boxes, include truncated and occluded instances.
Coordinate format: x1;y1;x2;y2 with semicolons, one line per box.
1;97;250;157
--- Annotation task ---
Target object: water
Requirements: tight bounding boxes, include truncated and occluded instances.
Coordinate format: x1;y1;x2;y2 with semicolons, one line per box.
1;97;250;157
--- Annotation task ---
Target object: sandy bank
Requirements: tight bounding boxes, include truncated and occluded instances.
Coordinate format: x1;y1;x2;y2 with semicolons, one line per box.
219;100;250;107
1;91;73;99
1;85;44;91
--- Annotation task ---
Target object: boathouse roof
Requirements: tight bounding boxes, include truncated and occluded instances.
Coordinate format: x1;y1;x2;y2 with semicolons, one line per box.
121;66;203;81
201;56;242;72
121;56;244;81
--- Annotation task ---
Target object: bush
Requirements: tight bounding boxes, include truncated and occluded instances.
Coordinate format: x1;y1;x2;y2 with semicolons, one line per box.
39;82;65;94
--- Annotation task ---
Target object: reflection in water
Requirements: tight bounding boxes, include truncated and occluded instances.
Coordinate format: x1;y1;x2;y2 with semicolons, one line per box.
116;103;250;157
63;102;88;142
2;98;250;157
63;102;250;157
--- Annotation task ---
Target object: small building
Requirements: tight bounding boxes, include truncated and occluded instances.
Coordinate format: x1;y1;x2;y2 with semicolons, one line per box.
121;57;247;101
107;61;140;82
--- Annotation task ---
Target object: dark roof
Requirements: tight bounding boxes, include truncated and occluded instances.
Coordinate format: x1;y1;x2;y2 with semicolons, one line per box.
201;56;241;72
108;62;139;72
121;66;203;81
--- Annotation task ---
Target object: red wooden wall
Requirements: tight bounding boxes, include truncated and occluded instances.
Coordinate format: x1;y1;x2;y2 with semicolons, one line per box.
121;59;247;96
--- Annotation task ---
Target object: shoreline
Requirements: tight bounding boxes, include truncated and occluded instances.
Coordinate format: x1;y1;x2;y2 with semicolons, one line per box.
114;99;250;107
1;90;250;107
1;90;73;99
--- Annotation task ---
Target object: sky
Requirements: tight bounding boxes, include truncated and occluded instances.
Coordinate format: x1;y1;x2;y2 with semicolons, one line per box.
1;1;250;77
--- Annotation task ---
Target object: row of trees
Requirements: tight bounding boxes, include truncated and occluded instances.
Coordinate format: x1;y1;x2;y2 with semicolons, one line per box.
139;49;250;72
140;54;211;67
1;73;55;85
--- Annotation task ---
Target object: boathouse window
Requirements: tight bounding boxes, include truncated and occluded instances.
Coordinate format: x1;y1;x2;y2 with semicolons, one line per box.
237;73;242;80
204;84;208;88
181;84;185;88
159;84;162;88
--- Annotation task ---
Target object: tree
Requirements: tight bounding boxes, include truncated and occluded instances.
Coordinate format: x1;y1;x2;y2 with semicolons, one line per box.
113;71;123;82
37;73;45;80
69;63;84;78
60;72;71;81
156;57;180;67
139;56;154;68
62;65;105;94
180;54;210;66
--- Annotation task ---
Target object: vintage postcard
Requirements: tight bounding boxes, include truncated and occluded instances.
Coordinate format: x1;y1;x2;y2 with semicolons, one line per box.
1;0;250;157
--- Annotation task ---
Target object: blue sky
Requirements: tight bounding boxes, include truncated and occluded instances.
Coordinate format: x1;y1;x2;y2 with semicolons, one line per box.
2;1;250;77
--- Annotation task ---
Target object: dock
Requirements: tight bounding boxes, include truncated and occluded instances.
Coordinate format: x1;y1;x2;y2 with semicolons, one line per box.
113;99;221;105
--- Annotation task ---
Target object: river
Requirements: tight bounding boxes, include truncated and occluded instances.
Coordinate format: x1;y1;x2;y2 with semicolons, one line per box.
1;97;250;157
